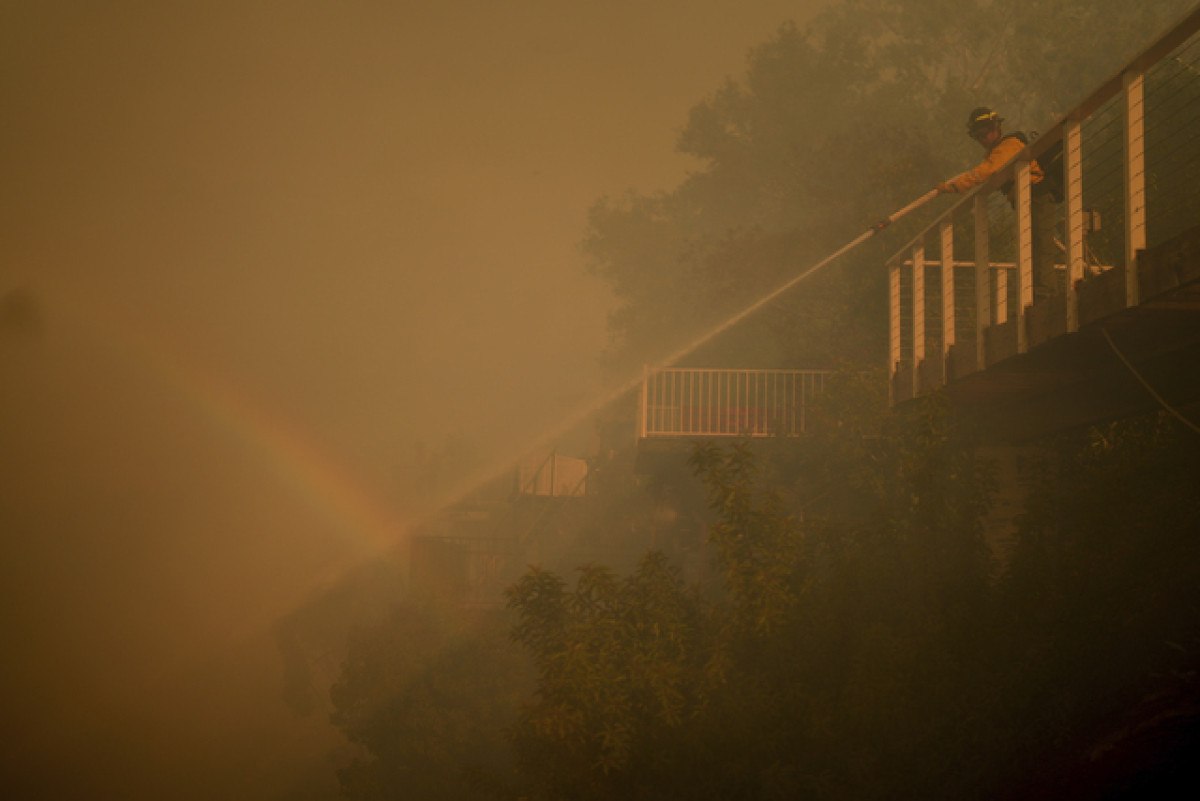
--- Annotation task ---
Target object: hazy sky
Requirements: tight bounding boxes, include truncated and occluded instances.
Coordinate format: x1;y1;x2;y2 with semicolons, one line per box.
1;1;824;797
5;0;821;468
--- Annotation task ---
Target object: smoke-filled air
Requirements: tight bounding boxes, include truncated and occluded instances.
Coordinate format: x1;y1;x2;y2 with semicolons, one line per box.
4;1;1200;799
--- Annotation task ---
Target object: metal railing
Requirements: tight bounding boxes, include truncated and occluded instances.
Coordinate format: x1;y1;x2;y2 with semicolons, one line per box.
887;4;1200;403
514;450;589;497
639;367;829;438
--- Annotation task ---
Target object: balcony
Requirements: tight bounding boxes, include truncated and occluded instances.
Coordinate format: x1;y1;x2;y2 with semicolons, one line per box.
638;367;829;440
886;5;1200;440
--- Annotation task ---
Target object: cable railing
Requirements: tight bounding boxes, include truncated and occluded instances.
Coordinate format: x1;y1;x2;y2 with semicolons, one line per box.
887;4;1200;403
638;367;829;438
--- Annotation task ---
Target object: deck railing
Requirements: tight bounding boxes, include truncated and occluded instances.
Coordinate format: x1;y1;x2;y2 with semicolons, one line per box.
638;367;829;438
887;4;1200;403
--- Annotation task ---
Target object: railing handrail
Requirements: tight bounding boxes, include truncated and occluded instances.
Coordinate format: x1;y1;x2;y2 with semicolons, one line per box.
646;366;832;377
886;2;1200;267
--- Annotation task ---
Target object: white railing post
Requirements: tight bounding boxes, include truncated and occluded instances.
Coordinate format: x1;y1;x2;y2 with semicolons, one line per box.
671;369;678;433
912;243;926;393
1015;159;1033;354
639;364;649;439
974;195;990;367
794;374;802;434
687;370;695;434
1065;119;1085;332
939;220;955;384
700;366;710;431
1124;69;1146;306
722;369;730;435
889;260;901;401
789;373;797;434
995;261;1009;325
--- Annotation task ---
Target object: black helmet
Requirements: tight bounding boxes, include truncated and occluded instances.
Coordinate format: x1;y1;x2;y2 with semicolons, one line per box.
966;106;1003;135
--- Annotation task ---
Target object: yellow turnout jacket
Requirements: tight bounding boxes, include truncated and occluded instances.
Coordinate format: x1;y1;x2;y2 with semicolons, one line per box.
946;133;1045;194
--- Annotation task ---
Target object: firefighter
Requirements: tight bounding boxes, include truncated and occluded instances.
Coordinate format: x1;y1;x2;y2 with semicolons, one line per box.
937;107;1061;301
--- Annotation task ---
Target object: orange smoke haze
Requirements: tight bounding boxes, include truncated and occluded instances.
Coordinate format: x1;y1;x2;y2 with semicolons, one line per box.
1;1;823;797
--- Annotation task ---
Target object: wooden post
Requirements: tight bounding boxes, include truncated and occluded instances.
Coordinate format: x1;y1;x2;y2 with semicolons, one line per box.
912;243;926;393
974;195;991;368
940;220;955;384
639;364;649;439
1124;69;1146;307
1065;119;1085;332
889;261;901;402
1015;159;1033;354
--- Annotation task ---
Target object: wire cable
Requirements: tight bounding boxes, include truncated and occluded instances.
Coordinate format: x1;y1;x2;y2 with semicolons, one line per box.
1100;325;1200;435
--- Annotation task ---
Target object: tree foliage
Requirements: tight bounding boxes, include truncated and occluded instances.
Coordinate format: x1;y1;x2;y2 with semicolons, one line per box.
502;391;1005;800
503;408;1200;800
504;556;707;800
329;603;530;801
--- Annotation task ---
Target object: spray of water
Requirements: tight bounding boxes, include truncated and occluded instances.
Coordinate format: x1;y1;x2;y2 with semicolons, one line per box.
426;189;942;518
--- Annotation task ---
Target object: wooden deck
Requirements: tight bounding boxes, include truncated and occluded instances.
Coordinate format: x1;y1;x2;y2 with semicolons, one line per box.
906;225;1200;442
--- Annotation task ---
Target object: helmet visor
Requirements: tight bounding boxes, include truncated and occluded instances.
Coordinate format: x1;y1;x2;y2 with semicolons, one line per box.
967;109;1000;135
